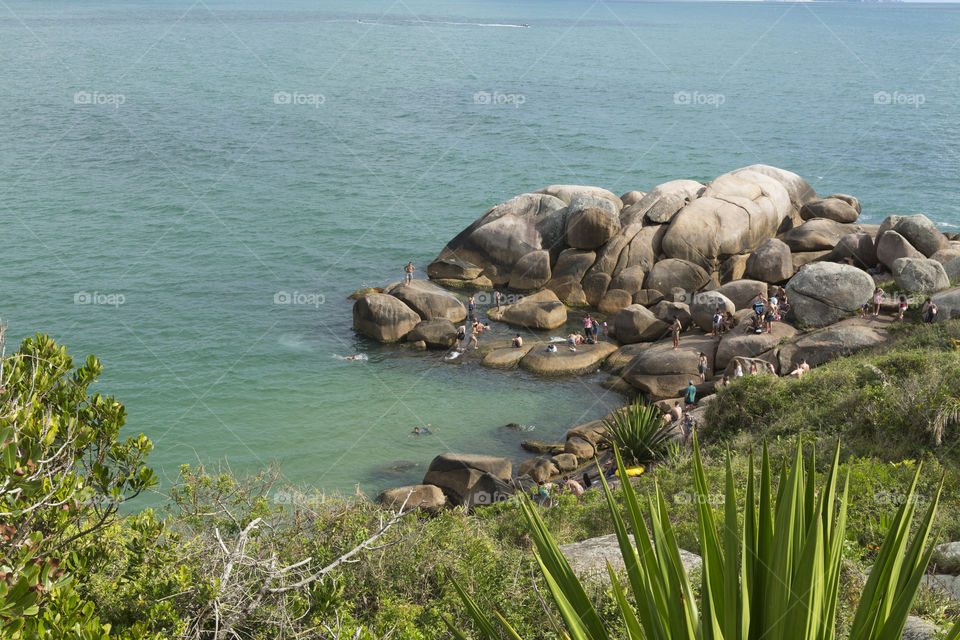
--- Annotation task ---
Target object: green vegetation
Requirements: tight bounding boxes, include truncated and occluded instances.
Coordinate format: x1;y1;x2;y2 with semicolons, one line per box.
603;402;675;465
4;322;960;638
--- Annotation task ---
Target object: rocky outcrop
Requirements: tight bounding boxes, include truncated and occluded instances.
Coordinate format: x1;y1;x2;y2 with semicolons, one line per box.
782;219;859;252
892;257;950;294
652;300;693;329
882;214;948;258
516;456;558;483
645;259;711;296
508;250;552;291
406;319;457;349
613;305;669;344
778;318;891;371
520;342;618;376
786;263;875;327
378;484;447;510
716;279;769;310
931;286;960;320
822;233;877;269
877;230;924;270
566;196;621;249
390;280;467;322
627;179;704;224
353;293;421;342
423;453;513;508
715;322;797;369
622;336;717;399
488;289;567;329
535;184;623;210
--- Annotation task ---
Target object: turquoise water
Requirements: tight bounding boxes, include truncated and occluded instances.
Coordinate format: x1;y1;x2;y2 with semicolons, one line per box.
2;0;958;500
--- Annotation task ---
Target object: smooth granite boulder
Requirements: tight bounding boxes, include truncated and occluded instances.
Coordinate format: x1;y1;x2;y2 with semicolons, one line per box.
566;195;621;249
622;336;718;398
423;453;514;507
625;179;704;224
716;279;769;310
931;287;960;320
559;533;702;585
481;344;534;369
488;289;567;329
610;265;647;294
690;291;736;332
520;342;618;376
822;232;877;269
786;263;875;327
516;456;558;483
619;190;646;207
613;304;670;344
552;452;579;473
877;230;924;270
892;257;950;294
800;197;860;223
944;258;960;283
603;343;651;374
378;484;447;510
581;271;612;307
720;254;750;283
429;192;568;284
390;280;467;322
427;257;484;280
715;321;797;369
353;293;421;342
406;319;458;349
633;289;665;306
781;219;857;252
887;214;948;258
565;420;609;447
508;249;552;291
778;318;891;371
652;300;693;330
597;289;634;314
621;223;668;273
645;259;711;297
535;184;623;211
745;238;794;283
931;248;960;265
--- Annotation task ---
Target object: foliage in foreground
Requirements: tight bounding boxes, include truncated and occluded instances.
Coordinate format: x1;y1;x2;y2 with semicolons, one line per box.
450;439;960;640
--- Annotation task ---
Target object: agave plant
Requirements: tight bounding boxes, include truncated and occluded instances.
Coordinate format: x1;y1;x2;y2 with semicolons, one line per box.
446;438;960;640
602;401;675;466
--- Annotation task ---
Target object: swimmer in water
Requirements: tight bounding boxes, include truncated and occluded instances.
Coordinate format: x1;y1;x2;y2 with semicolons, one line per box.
409;425;433;436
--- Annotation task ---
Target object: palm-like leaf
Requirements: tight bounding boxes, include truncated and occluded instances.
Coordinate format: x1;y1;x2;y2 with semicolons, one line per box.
449;438;957;640
602;402;675;466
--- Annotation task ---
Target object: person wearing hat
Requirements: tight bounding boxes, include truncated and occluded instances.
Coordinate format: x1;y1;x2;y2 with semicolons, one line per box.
684;379;697;406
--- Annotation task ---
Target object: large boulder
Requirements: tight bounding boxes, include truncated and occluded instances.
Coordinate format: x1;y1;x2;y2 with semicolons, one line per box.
886;214;948;257
622;336;717;399
720;254;750;283
516;456;558;483
690;291;736;332
559;533;702;585
619;190;646;207
406;319;457;349
481;344;534;369
613;304;669;344
546;249;595;304
489;289;567;330
597;289;634;314
378;484;447;510
508;250;552;291
800;197;860;223
716;279;769;310
822;232;877;269
624;179;704;224
535;184;623;211
581;271;612;307
609;265;647;294
621;223;668;273
520;342;618;376
645;259;711;297
652;300;693;329
781;219;858;252
603;343;651;374
429;192;568;284
892;257;950;294
566;196;621;249
715;322;797;369
745;238;794;283
876;230;924;270
390;280;467;322
353;293;421;342
931;286;960;320
423;453;513;507
786;262;875;327
778;318;891;371
427;257;484;280
826;193;861;214
944;258;960;283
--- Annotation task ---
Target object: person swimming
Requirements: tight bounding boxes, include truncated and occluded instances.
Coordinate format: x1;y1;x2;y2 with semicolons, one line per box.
409;425;433;436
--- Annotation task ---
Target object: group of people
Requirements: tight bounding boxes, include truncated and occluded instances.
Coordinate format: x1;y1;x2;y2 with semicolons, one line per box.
864;286;940;324
745;289;788;335
535;474;586;506
456;317;492;351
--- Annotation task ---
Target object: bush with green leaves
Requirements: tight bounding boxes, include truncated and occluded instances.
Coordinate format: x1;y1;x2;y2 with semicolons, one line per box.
603;402;675;466
0;332;156;638
450;438;960;640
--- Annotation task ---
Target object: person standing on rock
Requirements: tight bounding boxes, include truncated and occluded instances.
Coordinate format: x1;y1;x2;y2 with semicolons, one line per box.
684;380;697;406
668;401;683;423
467;295;476;321
404;261;415;285
873;287;884;317
671;316;682;350
698;352;708;382
591;318;600;343
898;295;908;322
733;360;744;379
495;291;502;312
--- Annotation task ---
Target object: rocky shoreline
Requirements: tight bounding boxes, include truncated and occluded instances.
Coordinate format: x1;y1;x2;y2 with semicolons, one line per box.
351;164;960;511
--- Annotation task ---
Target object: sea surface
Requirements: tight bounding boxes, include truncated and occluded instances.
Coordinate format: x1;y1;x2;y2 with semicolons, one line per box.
1;0;958;502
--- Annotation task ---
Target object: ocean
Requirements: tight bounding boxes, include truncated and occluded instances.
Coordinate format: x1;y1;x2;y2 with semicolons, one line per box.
1;0;957;501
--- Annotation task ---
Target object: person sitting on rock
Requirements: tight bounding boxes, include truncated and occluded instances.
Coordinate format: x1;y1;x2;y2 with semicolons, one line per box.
746;314;763;334
546;344;558;353
563;475;584;498
512;334;523;347
788;359;810;379
748;362;759;376
667;401;683;423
